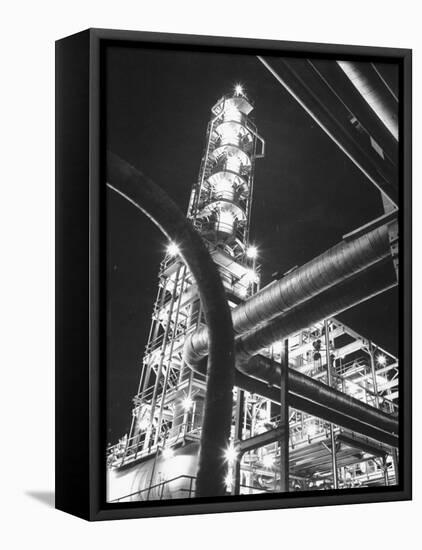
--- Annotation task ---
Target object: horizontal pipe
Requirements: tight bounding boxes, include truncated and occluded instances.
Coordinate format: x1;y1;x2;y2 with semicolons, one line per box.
184;224;391;366
236;259;396;361
337;61;398;141
234;373;398;448
306;59;398;167
292;395;398;448
239;355;397;435
257;56;398;205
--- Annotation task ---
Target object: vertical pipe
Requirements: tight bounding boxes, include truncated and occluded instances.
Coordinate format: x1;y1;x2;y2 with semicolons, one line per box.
182;370;194;437
154;264;184;445
140;276;167;395
392;449;399;485
135;277;168;454
324;320;339;489
383;456;389;486
368;341;380;408
121;414;136;466
233;389;245;495
146;447;160;501
145;271;178;450
279;339;289;492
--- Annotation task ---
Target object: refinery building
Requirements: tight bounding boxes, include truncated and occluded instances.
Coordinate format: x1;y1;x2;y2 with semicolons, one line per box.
106;59;399;502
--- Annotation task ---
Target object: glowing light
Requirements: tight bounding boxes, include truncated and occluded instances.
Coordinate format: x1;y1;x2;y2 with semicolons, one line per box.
224;473;233;490
218;125;240;147
243;269;259;285
237;286;248;299
234;84;244;96
258;409;268;420
307;420;319;437
262;454;274;469
246;245;258;259
167;242;180;256
224;443;238;464
137;417;149;431
214;177;235;201
376;353;387;367
162;447;174;460
182;396;193;411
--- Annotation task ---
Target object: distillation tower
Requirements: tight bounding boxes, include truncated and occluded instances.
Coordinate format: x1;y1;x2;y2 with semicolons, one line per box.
107;86;399;502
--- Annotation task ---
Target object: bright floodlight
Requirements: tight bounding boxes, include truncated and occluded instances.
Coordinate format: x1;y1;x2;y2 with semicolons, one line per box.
224;473;233;490
224;443;238;464
262;454;275;469
162;447;174;460
234;83;244;96
237;285;248;299
376;353;387;366
307;420;319;437
137;417;149;431
182;396;193;411
167;242;180;256
257;408;267;420
246;245;258;259
244;269;258;285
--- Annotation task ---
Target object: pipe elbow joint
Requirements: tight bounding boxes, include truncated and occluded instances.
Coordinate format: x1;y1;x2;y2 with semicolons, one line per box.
183;332;207;374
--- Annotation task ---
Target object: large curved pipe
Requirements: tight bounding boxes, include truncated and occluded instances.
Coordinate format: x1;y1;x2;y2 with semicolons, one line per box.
337;61;399;141
107;152;235;498
184;224;391;366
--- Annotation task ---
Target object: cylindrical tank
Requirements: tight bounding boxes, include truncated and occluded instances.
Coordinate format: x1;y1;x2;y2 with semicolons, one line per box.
194;90;258;258
107;442;200;502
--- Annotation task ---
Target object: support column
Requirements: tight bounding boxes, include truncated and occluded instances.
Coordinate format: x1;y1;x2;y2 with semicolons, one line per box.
368;341;380;408
279;339;289;492
392;449;399;485
382;455;389;486
233;389;245;495
324;320;339;489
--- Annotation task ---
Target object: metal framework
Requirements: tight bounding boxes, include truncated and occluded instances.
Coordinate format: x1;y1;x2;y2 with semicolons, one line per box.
107;84;399;503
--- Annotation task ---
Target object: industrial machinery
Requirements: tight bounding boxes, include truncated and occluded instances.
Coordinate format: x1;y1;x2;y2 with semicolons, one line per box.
107;79;399;503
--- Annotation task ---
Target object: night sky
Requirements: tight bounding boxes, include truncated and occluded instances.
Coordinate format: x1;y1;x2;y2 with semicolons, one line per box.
106;45;399;443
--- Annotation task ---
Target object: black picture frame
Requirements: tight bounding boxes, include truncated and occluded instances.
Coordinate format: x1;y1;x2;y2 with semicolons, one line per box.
55;28;412;521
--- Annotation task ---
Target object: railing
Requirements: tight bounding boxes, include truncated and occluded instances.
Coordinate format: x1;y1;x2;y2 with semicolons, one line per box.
206;190;249;212
193;218;248;247
107;421;203;469
213;135;254;155
108;476;280;503
291;355;398;415
108;475;197;503
107;390;206;469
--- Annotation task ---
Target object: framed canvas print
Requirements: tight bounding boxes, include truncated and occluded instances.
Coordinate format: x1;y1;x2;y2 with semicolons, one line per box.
55;28;412;521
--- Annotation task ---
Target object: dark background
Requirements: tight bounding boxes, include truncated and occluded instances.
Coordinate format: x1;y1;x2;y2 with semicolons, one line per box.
106;46;398;443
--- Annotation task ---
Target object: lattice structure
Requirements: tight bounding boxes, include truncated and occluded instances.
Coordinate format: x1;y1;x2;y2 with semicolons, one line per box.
108;86;265;471
107;88;398;502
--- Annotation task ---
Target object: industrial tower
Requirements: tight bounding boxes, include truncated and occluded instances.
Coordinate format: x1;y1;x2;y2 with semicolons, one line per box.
107;87;399;502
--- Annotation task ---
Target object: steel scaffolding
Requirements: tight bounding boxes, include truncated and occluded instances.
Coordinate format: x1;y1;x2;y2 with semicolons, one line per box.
107;86;399;503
